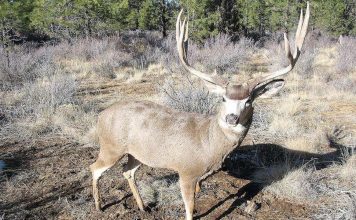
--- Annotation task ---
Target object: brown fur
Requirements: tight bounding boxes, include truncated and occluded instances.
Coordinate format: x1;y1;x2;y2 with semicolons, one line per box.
226;84;250;100
90;100;252;219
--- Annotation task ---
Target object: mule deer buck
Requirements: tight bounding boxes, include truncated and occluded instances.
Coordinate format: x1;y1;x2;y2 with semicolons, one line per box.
90;2;310;219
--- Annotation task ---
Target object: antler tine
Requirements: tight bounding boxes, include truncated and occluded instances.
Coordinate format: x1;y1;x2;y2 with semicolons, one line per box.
297;2;310;50
181;18;190;61
176;9;226;86
251;1;310;89
284;33;293;64
179;17;187;58
295;8;304;52
176;10;183;47
184;16;189;42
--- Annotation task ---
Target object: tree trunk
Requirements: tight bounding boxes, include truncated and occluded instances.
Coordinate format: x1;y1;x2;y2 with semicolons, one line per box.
161;0;167;38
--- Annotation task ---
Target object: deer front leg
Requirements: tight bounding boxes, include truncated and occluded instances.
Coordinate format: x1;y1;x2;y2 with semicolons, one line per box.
179;175;198;220
90;155;119;211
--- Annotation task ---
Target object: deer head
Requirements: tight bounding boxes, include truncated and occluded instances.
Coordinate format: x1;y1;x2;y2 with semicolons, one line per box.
176;2;310;129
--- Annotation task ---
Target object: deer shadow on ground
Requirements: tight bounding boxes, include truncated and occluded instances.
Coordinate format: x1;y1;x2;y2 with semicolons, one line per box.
196;133;355;219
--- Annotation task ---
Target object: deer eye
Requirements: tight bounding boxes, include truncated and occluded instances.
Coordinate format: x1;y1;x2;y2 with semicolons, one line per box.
222;97;226;102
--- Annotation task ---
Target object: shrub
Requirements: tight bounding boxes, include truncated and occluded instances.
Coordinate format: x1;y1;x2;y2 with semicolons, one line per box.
120;31;165;69
0;74;78;141
160;34;256;76
55;32;166;75
20;74;77;118
265;31;332;77
194;35;256;74
336;36;356;73
0;46;58;90
159;77;219;115
329;77;356;94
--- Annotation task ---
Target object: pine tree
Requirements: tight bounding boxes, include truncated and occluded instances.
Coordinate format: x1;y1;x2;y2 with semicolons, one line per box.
314;0;348;36
127;0;143;29
218;0;242;38
1;0;355;42
179;0;220;42
139;0;160;30
28;0;131;39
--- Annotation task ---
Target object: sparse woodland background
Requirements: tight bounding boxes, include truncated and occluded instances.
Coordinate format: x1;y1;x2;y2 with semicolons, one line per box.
1;0;356;43
0;0;355;219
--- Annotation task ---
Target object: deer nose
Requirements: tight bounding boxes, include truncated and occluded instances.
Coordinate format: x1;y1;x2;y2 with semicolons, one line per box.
226;114;239;125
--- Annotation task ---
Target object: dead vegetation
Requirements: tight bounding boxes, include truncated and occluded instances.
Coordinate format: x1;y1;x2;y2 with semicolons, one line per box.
0;32;355;219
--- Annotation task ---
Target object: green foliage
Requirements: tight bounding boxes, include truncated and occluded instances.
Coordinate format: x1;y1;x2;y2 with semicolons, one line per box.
313;0;349;36
0;0;355;42
179;0;221;42
267;0;301;31
27;0;131;39
139;0;160;30
0;1;32;41
239;0;269;35
219;0;242;37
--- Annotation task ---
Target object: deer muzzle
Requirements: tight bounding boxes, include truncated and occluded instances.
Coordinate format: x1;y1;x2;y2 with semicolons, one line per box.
225;114;239;126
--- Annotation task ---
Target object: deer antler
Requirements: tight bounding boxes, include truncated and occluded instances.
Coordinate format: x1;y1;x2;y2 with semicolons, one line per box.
251;1;310;89
176;10;228;87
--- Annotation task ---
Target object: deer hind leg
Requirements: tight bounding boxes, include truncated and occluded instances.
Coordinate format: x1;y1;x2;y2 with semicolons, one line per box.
90;147;124;211
123;154;145;211
179;175;198;220
195;181;201;193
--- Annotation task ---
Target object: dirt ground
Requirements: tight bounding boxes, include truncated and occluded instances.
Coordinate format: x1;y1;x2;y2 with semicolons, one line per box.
0;140;314;220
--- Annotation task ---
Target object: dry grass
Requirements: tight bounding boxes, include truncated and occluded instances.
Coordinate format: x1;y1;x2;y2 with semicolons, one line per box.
336;36;356;74
0;74;79;142
138;175;182;207
340;154;356;180
263;166;318;201
313;158;356;219
0;45;99;145
53;104;97;144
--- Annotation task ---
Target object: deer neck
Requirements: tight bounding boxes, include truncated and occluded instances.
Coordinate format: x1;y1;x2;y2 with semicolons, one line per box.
217;105;253;141
198;115;251;178
204;112;252;162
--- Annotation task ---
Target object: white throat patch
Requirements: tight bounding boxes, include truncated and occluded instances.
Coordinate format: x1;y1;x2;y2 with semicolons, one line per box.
218;118;246;133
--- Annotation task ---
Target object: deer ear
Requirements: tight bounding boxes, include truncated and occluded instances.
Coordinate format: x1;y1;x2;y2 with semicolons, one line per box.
203;81;225;95
250;79;285;100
